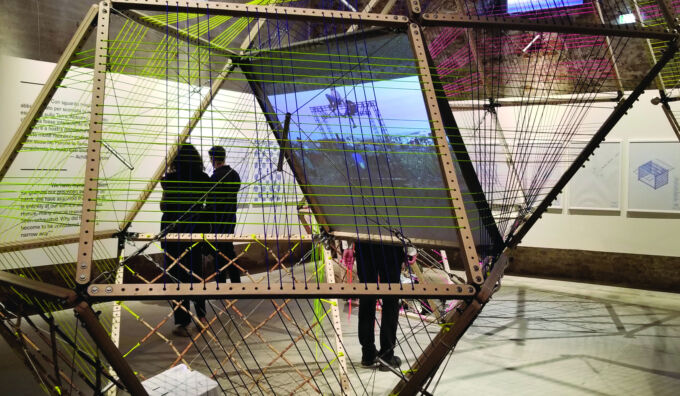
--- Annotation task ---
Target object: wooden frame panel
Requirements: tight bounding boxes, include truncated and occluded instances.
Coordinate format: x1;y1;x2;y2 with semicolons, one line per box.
111;0;409;26
87;281;476;300
76;1;112;285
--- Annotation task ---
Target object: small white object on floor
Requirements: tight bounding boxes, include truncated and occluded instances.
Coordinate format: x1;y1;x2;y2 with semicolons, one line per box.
142;364;219;396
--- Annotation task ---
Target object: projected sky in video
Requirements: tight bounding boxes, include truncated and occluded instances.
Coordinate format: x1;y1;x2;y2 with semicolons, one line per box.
267;75;430;144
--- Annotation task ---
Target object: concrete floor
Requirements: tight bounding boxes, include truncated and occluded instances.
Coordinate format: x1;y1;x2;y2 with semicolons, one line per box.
1;275;679;395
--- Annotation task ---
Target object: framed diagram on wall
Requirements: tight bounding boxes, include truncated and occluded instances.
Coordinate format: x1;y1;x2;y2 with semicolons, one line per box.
628;140;680;213
568;141;621;211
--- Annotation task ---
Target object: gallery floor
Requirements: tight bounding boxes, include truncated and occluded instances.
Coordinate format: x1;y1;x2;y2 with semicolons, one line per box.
1;275;678;395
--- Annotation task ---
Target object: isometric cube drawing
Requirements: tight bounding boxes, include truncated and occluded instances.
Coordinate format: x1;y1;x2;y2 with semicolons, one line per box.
638;160;669;189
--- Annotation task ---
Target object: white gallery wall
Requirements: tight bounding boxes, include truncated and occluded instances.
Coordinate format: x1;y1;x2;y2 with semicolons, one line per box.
521;91;680;257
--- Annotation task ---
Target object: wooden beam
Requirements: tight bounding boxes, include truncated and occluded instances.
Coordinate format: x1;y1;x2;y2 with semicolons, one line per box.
407;23;484;285
111;0;409;27
392;254;509;395
0;270;77;302
130;231;459;249
87;281;476;300
76;1;111;285
0;229;118;254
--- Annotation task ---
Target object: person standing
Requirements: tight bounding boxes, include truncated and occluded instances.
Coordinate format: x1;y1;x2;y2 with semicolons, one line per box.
207;146;242;283
160;144;211;336
346;241;406;370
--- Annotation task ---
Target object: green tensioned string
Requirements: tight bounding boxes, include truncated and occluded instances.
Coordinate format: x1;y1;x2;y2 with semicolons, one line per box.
85;137;440;154
102;39;419;63
92;101;432;125
102;50;419;74
133;0;292;33
23;138;86;146
27;119;434;140
98;208;459;221
92;108;429;127
111;23;149;74
106;137;437;152
92;196;457;207
142;219;464;229
92;200;457;211
185;15;230;38
28;123;87;133
79;118;433;135
97;42;554;87
70;55;96;64
0;182;85;187
91;191;456;202
91;193;477;207
30;125;433;141
32;111;90;122
0;176;85;180
91;104;429;125
108;20;139;67
100;42;414;65
48;81;220;115
0;214;78;227
96;68;426;91
73;48;96;56
213;16;251;47
1;179;448;192
19;144;443;159
140;10;198;25
103;56;421;78
0;205;81;214
93;198;459;210
248;48;419;63
18;148;432;165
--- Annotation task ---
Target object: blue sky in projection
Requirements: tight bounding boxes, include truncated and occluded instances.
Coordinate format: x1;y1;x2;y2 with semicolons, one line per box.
267;75;431;145
507;0;583;14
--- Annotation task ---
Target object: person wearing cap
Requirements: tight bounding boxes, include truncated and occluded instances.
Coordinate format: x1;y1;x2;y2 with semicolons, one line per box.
207;146;242;283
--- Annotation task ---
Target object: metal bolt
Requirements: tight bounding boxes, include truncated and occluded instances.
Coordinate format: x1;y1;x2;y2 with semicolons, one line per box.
80;262;87;269
105;286;113;293
90;286;99;293
79;274;86;281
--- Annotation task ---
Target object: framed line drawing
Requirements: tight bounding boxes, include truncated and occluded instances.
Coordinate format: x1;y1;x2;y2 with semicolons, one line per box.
628;140;680;213
569;140;621;211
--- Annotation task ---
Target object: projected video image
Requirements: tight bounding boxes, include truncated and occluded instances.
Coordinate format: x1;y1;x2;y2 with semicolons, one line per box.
265;76;457;240
245;32;473;243
267;75;439;185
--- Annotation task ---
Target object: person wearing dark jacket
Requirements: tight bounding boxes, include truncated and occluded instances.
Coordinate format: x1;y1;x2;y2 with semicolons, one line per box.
160;144;211;336
207;146;241;283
